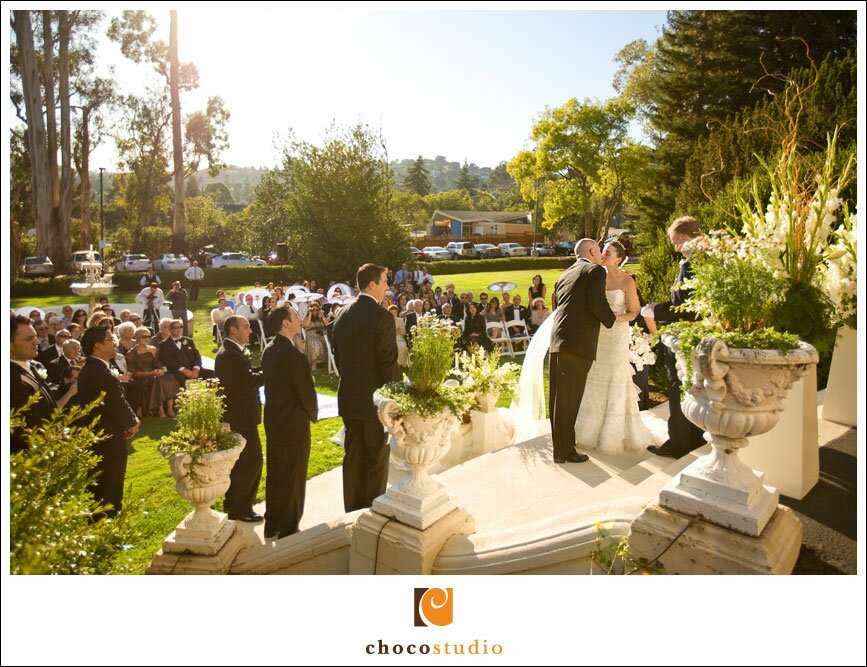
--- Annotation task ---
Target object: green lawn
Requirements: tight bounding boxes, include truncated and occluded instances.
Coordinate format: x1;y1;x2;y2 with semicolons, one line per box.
11;264;636;574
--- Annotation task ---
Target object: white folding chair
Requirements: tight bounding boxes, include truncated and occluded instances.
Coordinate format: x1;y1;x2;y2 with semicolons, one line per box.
505;319;531;357
486;321;514;358
324;334;339;376
213;318;224;347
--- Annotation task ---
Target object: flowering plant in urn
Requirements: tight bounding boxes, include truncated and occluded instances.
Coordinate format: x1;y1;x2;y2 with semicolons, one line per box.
457;347;519;412
628;326;656;372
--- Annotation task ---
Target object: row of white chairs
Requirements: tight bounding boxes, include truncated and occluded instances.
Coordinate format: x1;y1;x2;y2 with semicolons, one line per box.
485;320;531;358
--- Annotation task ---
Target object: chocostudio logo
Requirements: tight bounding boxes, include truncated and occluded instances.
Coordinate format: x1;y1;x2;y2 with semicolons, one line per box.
414;587;453;627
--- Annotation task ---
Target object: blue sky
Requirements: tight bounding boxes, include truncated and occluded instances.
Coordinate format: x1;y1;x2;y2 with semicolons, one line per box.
88;8;667;170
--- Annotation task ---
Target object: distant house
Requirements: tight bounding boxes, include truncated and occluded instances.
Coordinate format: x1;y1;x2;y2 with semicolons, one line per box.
428;210;532;237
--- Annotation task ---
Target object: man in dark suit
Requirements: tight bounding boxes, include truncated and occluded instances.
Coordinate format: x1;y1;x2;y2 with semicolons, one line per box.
77;326;140;517
644;216;706;459
159;318;216;387
10;315;64;452
504;294;531;333
549;239;618;464
215;315;265;523
46;337;81;384
443;284;463;321
262;306;319;538
332;263;401;512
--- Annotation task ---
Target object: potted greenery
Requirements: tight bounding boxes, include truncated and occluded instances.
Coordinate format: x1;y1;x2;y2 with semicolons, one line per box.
376;316;469;508
158;379;246;535
655;132;854;536
457;348;520;413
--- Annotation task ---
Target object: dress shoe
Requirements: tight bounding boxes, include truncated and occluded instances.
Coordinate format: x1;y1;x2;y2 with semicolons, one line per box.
554;452;590;464
647;442;679;459
228;512;264;523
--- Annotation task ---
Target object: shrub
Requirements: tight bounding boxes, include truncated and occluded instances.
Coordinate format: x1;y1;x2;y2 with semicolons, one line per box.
10;396;136;574
426;256;575;276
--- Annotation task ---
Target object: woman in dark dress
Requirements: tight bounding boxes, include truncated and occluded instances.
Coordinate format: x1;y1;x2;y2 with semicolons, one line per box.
528;274;547;305
460;302;493;353
126;326;180;418
259;296;274;339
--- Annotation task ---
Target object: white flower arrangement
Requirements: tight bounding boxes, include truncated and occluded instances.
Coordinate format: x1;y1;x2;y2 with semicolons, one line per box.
456;348;520;403
628;326;657;372
822;209;857;327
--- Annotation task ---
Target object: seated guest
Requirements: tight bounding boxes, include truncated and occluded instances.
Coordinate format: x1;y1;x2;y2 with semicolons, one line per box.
99;303;122;327
439;301;461;326
483;296;504;325
235;294;260;345
98;297;117;318
150;318;173;346
47;337;82;385
127;326;180;418
67;323;82;340
61;304;74;328
404;299;423;349
33;320;51;351
38;328;71;365
159;319;216;387
211;298;234;341
421;299;435;317
460;302;493;353
504;294;531;335
529;297;550;334
119;309;133;323
115;321;137;356
55;364;80;402
71;309;88;329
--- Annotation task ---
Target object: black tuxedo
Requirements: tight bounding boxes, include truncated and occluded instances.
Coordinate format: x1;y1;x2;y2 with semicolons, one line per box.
404;311;420;349
76;357;138;516
215;339;264;518
46;354;73;385
332;293;401;512
445;295;463;321
504;304;531;334
159;336;216;386
37;344;61;366
652;257;705;456
10;361;58;453
262;335;318;538
549;260;616;459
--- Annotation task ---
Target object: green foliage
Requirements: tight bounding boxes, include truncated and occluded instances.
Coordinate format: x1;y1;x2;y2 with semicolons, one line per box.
457;348;519;407
683;246;788;332
203;181;234;205
770;283;836;356
10;395;137;574
157;380;238;481
183;195;246;253
261;123;411;283
402;155;432;196
426;256;575;276
380;316;469;418
590;522;664;575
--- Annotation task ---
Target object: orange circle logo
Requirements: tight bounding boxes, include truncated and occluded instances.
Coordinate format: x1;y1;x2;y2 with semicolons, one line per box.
414;587;453;627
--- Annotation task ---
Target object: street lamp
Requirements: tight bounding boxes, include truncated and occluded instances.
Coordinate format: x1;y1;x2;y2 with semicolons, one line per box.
99;167;106;245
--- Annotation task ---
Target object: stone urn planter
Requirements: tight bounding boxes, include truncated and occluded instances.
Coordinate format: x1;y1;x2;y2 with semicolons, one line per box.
160;432;246;550
372;394;459;530
660;335;818;536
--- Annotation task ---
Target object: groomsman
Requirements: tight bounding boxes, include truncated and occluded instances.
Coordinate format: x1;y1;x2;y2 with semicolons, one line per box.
262;306;318;538
644;216;706;459
332;263;401;512
159;319;215;387
215;315;265;523
77;326;140;516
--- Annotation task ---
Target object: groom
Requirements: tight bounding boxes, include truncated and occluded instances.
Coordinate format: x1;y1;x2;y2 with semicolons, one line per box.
549;239;616;463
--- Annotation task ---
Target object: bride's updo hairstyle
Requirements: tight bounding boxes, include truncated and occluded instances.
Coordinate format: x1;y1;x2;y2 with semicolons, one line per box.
604;240;628;268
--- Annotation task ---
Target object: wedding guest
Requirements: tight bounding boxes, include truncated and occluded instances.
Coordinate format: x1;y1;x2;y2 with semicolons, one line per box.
216;315;265;523
150;318;173;346
160;319;216;387
139;267;161;288
211;298;233;341
47;338;82;385
67;322;82;340
461;302;493;353
168;280;190;337
60;304;74;328
529;297;550;334
484;296;504;324
115;321;137;356
529;274;547;305
259;296;274;338
263;306;318;538
184;260;204;301
331;263;400;512
71;309;88;329
126;326;179;418
304;302;328;370
389;304;410;367
77;325;140;517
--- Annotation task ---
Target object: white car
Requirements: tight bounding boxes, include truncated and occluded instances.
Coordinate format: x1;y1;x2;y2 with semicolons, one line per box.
116;253;153;272
421;246;452;261
153;253;191;271
498;243;528;257
69;250;103;273
211;252;267;268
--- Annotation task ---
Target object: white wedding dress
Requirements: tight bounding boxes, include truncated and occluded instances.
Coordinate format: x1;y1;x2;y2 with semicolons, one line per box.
508;291;654;455
572;289;653;455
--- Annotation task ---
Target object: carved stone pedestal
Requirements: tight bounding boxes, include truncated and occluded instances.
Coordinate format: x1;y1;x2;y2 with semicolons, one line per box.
629;501;802;575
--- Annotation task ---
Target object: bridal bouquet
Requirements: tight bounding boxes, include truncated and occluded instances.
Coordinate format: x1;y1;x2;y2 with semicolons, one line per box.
628;326;656;372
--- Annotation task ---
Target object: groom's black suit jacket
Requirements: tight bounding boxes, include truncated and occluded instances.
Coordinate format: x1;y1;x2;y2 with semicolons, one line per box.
332;294;400;422
550;260;616;359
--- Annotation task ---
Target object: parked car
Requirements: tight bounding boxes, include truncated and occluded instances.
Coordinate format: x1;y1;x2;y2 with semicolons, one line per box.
20;256;55;277
211;252;267;268
410;247;433;262
421;246;452;261
529;243;555;257
498;243;528;257
553;241;576;256
152;253;191;271
116;254;153;272
69;250;104;273
445;241;479;260
474;243;502;259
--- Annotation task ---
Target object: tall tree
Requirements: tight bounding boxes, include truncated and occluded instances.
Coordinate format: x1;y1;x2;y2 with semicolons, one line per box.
455;161;477;192
169;10;185;248
402;155;431;195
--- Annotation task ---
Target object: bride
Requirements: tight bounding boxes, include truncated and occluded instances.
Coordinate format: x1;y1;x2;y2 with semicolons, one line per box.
509;240;655;455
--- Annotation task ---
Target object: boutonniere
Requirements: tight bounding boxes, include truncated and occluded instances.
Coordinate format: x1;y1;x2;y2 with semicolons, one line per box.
110;367;121;378
34;367;48;381
243;347;252;360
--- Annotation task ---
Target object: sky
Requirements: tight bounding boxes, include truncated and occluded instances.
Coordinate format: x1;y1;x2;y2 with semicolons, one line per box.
86;7;668;171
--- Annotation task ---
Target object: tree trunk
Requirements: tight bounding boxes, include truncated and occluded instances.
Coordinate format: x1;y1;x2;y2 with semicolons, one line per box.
13;11;53;260
78;107;92;249
42;11;64;267
170;10;185;249
58;12;73;265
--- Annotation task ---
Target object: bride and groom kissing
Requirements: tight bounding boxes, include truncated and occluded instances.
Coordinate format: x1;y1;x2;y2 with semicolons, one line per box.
548;236;655;463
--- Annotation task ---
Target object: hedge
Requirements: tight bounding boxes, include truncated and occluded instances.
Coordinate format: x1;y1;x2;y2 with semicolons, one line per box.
11;257;583;298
